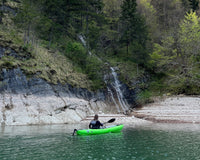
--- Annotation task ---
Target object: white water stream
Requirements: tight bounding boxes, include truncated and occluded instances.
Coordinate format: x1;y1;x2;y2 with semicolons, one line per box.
78;35;129;113
78;35;92;55
106;85;121;113
110;67;129;113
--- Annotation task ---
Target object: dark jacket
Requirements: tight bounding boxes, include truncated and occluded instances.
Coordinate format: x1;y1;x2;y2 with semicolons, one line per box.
89;120;103;129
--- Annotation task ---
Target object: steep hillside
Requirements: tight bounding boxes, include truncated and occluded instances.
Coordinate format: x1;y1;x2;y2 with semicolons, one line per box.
0;30;93;88
1;0;200;125
0;1;140;126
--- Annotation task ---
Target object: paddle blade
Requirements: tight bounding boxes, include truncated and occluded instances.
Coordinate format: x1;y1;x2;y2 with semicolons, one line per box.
107;118;115;123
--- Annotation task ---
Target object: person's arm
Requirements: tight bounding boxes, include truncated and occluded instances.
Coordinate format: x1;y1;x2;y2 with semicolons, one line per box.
89;122;92;129
97;120;103;126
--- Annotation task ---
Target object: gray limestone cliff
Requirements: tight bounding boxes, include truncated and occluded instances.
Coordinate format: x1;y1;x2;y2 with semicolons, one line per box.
0;43;139;126
0;68;110;125
0;67;138;125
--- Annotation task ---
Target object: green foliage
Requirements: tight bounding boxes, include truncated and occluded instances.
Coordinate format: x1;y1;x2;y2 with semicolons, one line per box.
149;73;168;95
14;0;39;44
150;0;185;35
166;75;200;95
149;11;200;95
3;0;200;96
149;39;176;72
85;56;104;90
188;0;199;11
179;11;200;59
0;56;18;69
64;42;104;90
137;0;159;41
65;41;87;66
120;0;149;66
137;90;152;105
87;21;102;49
120;0;137;48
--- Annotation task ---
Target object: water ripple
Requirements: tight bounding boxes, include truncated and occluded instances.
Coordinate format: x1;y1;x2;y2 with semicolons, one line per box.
1;124;200;160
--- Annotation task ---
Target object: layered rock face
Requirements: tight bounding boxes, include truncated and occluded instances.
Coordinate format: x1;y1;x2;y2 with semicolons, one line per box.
0;44;137;125
0;68;116;125
0;68;134;125
0;3;139;126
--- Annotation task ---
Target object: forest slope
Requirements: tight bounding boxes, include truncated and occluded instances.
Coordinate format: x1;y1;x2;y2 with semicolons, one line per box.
1;0;200;101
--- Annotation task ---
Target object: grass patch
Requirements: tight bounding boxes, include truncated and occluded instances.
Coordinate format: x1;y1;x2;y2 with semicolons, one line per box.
137;90;153;105
0;56;20;69
0;26;93;89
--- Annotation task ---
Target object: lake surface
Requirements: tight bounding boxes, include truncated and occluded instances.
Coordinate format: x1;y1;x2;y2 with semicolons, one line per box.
1;123;200;160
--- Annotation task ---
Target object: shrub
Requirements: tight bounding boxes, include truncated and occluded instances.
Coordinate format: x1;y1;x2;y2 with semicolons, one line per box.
65;41;87;66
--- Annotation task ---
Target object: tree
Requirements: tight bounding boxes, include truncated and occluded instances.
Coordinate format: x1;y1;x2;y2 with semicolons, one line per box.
84;0;105;50
151;11;200;71
95;0;122;54
14;0;105;49
120;0;137;55
178;11;200;65
14;0;39;44
149;37;177;73
120;0;149;65
150;11;200;93
151;0;185;32
188;0;199;11
137;0;159;42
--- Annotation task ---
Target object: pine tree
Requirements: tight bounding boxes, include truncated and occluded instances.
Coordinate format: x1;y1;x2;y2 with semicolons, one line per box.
14;0;39;44
120;0;149;65
188;0;199;11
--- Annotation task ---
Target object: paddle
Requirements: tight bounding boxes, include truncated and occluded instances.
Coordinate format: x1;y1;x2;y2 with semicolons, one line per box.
72;129;77;136
103;118;115;124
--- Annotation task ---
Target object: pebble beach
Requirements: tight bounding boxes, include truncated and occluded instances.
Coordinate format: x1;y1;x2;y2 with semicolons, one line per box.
82;96;200;125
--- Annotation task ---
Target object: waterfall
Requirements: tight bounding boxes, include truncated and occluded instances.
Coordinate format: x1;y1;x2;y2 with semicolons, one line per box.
78;35;92;55
110;67;129;113
107;87;120;112
104;74;121;113
78;35;86;47
78;34;129;113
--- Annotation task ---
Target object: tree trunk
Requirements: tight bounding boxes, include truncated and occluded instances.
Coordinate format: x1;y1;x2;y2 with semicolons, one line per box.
27;23;31;44
48;27;53;49
126;41;129;55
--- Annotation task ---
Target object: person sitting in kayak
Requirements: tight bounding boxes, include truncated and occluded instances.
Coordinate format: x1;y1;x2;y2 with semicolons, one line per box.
89;114;103;129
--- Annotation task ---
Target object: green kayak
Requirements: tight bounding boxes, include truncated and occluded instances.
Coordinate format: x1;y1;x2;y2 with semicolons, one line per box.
76;124;124;136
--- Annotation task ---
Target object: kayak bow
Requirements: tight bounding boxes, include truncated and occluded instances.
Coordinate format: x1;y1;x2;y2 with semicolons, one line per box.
76;124;124;135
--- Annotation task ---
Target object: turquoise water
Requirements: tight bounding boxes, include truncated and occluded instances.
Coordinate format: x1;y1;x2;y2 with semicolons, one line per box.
1;123;200;160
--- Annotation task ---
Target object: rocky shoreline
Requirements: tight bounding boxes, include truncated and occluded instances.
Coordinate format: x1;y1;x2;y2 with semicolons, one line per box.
81;95;200;126
133;95;200;124
1;93;200;126
0;67;137;126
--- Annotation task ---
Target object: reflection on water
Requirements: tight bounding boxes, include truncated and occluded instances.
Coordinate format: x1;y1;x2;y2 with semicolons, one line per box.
0;124;85;136
132;122;200;132
1;123;200;160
